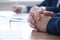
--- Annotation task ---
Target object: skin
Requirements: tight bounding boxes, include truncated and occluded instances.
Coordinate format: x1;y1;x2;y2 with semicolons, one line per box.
28;6;54;32
12;5;22;14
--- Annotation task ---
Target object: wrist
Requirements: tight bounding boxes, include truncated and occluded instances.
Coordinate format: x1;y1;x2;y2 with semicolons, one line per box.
40;16;52;32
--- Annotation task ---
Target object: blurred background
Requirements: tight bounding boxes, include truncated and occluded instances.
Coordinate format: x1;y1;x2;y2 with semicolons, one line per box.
0;0;44;11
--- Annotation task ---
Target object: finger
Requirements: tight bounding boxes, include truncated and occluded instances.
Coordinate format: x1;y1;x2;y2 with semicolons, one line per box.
43;11;54;16
29;7;36;13
28;15;35;24
33;29;38;32
34;10;42;21
29;23;36;28
39;9;44;14
36;11;41;20
29;7;42;21
29;11;37;21
29;23;38;31
35;9;45;20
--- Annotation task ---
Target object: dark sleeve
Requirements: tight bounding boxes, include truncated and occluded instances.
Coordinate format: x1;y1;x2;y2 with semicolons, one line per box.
36;0;46;6
46;7;60;13
46;17;60;35
26;5;33;13
26;0;46;13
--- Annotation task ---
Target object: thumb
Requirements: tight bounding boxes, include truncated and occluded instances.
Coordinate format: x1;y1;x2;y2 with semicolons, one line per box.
43;11;54;16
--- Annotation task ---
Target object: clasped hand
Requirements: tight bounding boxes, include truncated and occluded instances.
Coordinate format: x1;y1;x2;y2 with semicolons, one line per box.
28;6;54;32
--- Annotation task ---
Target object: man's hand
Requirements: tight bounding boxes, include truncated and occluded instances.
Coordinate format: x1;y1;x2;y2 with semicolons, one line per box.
29;11;53;32
11;5;22;14
34;14;52;32
28;6;40;31
28;6;54;32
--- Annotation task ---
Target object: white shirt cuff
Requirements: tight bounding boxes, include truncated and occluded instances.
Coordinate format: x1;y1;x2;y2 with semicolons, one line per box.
39;6;46;10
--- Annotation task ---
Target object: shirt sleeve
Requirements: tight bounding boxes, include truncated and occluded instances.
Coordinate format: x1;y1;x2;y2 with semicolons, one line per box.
46;17;60;35
46;7;60;13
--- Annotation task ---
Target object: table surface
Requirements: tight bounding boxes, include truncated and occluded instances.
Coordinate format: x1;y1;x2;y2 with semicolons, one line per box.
0;21;60;40
0;11;60;40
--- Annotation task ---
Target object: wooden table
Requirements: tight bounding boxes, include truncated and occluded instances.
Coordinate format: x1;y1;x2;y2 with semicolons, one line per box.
30;31;60;40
